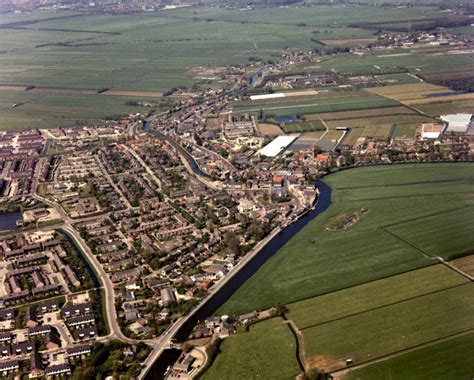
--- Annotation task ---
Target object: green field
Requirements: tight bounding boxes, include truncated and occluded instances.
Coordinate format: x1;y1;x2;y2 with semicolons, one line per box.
0;3;469;128
234;94;400;116
392;123;417;139
302;283;474;370
201;317;301;380
386;206;474;260
343;333;474;380
0;90;163;129
280;119;325;133
286;265;468;330
218;164;474;316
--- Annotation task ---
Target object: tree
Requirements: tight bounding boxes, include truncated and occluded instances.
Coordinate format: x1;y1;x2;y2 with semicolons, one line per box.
302;368;328;380
275;302;288;316
224;231;240;255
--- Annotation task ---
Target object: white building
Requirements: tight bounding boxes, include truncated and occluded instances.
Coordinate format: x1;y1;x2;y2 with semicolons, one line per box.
420;123;445;139
440;114;472;133
258;135;297;157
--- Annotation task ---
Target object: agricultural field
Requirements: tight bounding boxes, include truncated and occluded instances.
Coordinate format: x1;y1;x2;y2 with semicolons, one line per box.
301;104;436;144
234;92;400;116
325;114;433;129
286;265;468;330
218;163;474;316
257;123;283;136
416;99;474;116
392;123;417;139
0;90;164;130
450;256;474;277
201;317;301;380
280;120;325;134
342;333;474;380
359;124;393;138
306;106;414;121
386;206;474;260
302;283;474;371
367;82;452;100
316;48;474;83
209;164;474;378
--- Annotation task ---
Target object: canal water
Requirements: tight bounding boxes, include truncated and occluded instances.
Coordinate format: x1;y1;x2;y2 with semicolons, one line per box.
145;180;332;379
0;212;22;232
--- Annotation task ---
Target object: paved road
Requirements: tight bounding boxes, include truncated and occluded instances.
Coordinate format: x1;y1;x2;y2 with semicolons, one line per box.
58;225;134;343
96;155;133;209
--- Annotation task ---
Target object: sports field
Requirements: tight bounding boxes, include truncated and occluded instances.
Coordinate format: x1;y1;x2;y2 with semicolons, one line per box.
211;164;474;378
201;317;301;380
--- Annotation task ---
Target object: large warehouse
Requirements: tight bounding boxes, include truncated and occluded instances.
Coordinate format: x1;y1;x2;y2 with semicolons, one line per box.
440;113;472;133
258;135;297;157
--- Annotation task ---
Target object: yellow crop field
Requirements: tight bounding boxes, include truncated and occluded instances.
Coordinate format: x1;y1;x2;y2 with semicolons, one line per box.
367;83;455;101
368;83;448;96
405;93;474;105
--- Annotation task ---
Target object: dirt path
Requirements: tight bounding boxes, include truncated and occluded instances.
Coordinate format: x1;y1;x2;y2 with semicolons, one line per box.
283;318;308;371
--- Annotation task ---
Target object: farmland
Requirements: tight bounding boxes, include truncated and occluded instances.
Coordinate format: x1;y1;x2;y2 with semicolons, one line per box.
302;283;474;371
280;120;325;134
0;90;165;130
286;265;468;330
1;2;471;128
233;92;400;116
209;164;474;378
201;317;301;380
218;163;474;316
386;206;474;260
342;333;474;380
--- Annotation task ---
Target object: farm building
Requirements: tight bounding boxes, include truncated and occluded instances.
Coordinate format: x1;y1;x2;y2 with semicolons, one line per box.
258;136;297;157
440;114;472;133
420;123;445;139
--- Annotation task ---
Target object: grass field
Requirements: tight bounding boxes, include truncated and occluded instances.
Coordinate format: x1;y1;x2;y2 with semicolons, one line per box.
235;93;400;116
286;264;468;330
302;283;474;370
342;333;474;380
0;90;163;129
218;164;474;316
280;120;325;134
208;164;474;379
386;206;474;260
201;317;301;380
392;123;417;139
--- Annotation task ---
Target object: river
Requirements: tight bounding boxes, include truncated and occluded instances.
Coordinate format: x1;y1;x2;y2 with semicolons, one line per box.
145;180;332;379
0;212;22;232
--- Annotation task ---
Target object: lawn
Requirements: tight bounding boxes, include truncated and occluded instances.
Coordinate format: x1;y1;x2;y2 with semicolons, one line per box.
302;283;474;371
201;317;301;380
342;333;474;380
218;164;474;316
